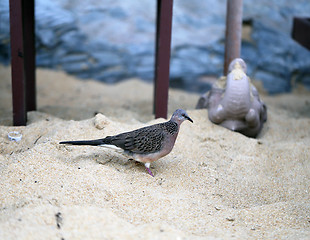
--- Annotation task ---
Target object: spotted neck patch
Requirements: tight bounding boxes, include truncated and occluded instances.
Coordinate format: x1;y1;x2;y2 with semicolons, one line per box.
164;121;178;135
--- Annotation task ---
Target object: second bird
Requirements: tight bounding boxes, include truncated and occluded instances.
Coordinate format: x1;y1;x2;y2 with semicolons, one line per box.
59;109;193;176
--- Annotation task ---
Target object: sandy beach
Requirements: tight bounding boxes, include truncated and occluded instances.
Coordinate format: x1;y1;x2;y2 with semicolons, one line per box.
0;65;309;239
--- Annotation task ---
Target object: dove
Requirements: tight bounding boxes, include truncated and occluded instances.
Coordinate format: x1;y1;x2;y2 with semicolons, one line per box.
60;109;193;176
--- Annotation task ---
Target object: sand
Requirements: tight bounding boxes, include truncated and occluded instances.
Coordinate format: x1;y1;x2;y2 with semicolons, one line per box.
0;65;310;239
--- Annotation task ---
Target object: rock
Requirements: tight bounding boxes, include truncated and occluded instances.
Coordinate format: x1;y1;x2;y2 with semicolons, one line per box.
37;29;57;48
62;61;90;74
36;52;54;67
94;113;110;130
226;217;235;222
241;19;310;93
1;0;310;93
90;51;123;67
254;71;291;94
95;66;127;83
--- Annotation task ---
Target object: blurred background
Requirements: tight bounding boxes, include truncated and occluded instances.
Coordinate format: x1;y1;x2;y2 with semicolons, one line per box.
0;0;310;94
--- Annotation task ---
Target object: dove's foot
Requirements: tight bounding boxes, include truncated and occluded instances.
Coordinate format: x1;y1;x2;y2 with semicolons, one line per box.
145;163;154;177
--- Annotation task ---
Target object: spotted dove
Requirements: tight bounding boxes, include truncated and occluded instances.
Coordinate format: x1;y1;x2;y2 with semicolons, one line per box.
59;109;193;176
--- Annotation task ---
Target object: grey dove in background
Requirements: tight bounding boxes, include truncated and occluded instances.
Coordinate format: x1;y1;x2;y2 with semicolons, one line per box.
59;109;193;176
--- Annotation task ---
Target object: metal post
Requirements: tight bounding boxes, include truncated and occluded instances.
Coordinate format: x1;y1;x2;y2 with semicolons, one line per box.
23;0;36;112
223;0;243;75
154;0;173;119
9;0;36;126
292;17;310;50
9;0;27;125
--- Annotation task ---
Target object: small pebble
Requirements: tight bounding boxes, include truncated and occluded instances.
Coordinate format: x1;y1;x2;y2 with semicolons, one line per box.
94;114;110;130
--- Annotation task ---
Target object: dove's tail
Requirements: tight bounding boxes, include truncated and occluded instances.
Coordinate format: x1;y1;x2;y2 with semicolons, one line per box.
59;136;112;146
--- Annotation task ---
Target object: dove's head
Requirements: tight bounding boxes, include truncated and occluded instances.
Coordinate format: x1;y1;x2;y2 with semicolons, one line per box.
170;109;193;124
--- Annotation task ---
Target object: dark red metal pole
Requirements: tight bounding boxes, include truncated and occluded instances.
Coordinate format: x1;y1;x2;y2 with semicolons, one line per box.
9;0;36;126
9;0;27;125
154;0;173;119
292;17;310;50
223;0;243;75
23;0;36;112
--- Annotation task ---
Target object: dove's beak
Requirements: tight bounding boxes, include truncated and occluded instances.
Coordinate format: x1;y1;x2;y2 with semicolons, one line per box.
186;116;193;123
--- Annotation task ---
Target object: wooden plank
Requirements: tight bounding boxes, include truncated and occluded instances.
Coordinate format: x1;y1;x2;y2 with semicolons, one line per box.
154;0;173;119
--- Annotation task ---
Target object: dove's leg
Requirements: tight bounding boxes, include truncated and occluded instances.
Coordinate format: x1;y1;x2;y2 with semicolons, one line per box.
144;163;154;177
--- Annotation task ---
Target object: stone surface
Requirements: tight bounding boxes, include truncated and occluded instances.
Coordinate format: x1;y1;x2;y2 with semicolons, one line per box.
1;0;310;93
